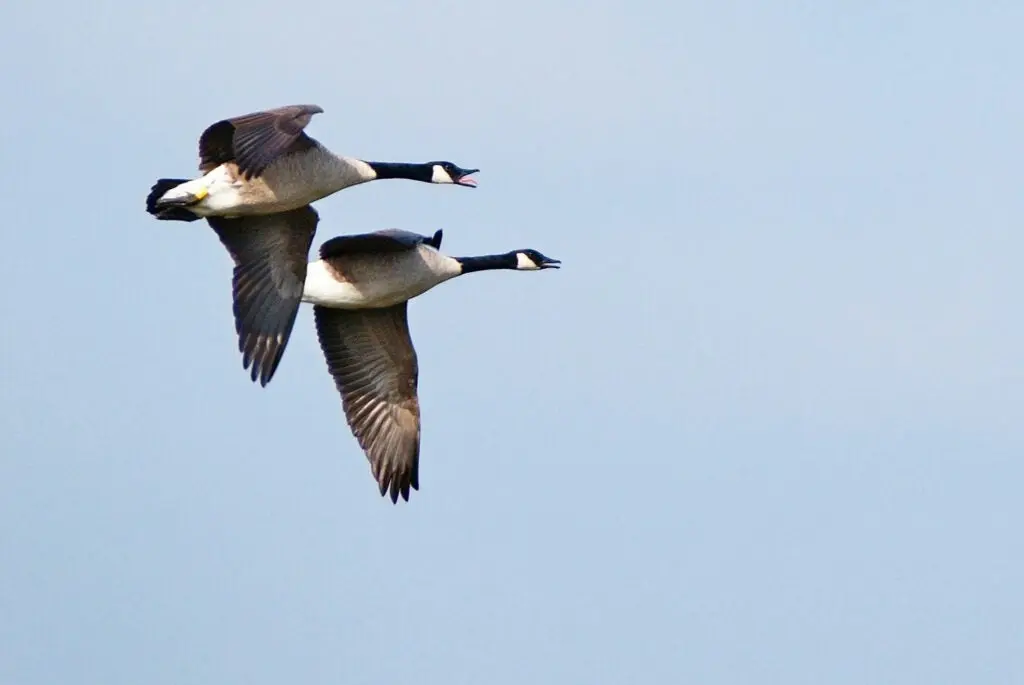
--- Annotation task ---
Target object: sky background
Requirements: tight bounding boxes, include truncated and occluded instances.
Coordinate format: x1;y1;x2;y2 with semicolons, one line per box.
1;1;1022;683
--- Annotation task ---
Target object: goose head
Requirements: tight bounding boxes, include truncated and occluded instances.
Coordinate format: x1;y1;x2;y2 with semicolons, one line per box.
429;161;479;187
514;249;561;270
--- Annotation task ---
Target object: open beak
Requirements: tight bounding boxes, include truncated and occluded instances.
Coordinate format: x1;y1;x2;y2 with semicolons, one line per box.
455;168;479;187
540;256;561;269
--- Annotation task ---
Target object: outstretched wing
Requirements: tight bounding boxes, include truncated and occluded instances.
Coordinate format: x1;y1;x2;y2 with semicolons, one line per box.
313;303;421;503
198;104;323;179
206;205;320;386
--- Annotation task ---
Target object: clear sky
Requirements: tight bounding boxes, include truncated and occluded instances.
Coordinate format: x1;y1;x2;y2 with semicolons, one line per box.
1;1;1022;683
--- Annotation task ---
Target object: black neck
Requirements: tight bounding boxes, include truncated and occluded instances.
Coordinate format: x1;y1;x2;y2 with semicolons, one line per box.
365;161;432;182
455;253;518;274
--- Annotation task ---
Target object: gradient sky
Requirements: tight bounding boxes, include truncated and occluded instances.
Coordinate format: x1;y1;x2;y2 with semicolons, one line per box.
2;1;1022;683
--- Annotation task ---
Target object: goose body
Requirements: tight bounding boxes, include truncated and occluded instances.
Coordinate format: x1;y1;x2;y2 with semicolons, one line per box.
307;229;560;503
302;236;462;309
211;215;560;503
145;104;478;221
148;104;477;388
159;144;380;218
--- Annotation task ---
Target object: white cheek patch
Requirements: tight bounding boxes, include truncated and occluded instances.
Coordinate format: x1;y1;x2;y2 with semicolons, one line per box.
431;164;455;184
516;252;539;270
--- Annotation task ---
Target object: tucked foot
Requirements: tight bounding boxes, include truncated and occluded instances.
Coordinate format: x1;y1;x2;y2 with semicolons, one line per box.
159;185;208;207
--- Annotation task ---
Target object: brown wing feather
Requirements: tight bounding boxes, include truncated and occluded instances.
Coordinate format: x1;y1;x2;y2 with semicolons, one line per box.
318;229;440;259
198;104;324;178
207;205;319;386
313;304;421;503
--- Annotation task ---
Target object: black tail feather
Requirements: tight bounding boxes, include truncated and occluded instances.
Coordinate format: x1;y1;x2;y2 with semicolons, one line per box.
146;178;201;222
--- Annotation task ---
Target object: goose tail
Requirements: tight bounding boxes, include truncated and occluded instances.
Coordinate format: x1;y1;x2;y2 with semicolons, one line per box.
146;178;203;222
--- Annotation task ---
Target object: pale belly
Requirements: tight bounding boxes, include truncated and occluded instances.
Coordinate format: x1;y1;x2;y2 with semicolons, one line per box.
191;162;341;217
301;256;455;309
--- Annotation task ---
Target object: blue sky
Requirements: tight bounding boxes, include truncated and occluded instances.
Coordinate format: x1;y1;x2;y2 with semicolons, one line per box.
1;1;1022;683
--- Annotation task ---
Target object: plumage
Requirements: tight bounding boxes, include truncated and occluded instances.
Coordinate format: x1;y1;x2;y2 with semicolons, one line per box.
318;228;444;259
207;206;319;386
145;104;475;390
144;103;479;222
198;104;323;179
298;229;561;503
314;304;421;503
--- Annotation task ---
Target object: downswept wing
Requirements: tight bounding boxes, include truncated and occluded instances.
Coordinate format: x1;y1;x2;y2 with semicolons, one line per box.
313;303;421;503
198;104;324;179
207;205;319;386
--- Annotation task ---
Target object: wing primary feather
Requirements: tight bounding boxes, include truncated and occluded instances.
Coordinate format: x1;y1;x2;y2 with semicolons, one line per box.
313;304;422;502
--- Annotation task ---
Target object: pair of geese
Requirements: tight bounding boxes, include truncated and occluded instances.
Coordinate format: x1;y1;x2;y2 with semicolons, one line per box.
146;104;559;503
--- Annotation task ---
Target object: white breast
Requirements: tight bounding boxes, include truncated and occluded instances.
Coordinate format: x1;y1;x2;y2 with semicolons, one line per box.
301;246;462;309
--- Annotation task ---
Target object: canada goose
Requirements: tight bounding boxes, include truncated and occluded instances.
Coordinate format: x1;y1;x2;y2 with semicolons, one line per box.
215;213;560;502
309;228;559;503
144;104;478;222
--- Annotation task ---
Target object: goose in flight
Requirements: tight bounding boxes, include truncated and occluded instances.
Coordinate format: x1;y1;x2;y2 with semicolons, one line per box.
210;209;560;502
144;104;478;222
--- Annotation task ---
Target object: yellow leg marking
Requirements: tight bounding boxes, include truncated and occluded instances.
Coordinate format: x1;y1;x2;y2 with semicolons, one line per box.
193;186;209;201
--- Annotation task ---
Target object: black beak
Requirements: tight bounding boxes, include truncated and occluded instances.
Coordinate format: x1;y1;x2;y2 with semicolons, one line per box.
455;167;479;187
540;256;561;269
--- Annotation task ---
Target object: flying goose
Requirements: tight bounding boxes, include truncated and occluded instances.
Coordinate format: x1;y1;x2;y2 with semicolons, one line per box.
144;104;478;222
309;228;559;503
216;213;559;502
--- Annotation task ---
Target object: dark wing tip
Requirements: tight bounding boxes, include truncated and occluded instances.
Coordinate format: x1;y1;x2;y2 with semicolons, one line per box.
376;467;414;504
371;450;418;504
232;276;299;387
392;482;414;505
239;331;287;387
